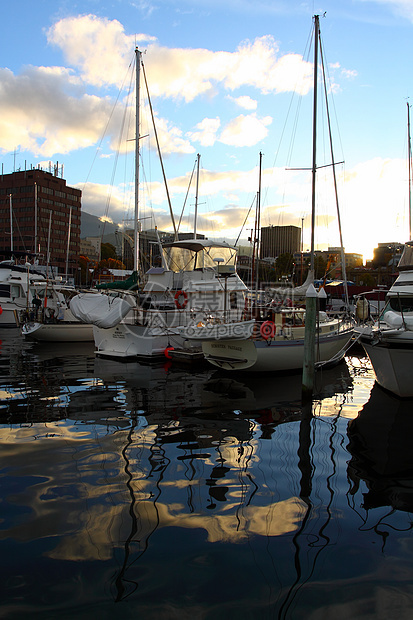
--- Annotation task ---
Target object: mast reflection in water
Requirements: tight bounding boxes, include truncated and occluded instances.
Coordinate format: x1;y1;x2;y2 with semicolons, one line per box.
1;330;413;618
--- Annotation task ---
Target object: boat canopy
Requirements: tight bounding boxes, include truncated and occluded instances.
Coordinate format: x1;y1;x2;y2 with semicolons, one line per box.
96;271;140;291
162;239;237;273
398;241;413;271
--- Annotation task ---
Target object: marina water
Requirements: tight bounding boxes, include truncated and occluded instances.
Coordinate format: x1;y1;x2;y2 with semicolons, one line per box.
1;329;413;618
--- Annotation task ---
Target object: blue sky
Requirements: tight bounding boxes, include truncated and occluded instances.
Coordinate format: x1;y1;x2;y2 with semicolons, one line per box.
2;0;413;260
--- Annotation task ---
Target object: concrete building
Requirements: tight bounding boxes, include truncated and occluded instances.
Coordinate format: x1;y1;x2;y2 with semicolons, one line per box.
260;225;301;259
0;166;81;276
80;237;101;262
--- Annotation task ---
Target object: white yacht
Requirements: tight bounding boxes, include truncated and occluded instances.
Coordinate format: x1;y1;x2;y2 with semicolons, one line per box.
71;238;248;359
357;240;413;397
0;260;47;327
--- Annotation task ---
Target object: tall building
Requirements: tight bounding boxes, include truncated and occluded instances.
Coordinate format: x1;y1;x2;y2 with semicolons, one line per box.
0;166;81;275
260;225;301;259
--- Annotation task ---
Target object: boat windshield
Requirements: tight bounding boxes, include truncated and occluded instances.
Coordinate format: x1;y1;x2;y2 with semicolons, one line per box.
162;243;237;273
388;296;413;313
398;242;413;270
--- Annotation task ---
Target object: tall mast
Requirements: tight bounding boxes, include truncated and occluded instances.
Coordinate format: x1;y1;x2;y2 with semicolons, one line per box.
34;182;38;259
255;151;262;291
302;15;320;402
408;101;412;241
310;14;319;274
9;194;13;253
65;206;72;282
134;48;141;273
194;153;200;239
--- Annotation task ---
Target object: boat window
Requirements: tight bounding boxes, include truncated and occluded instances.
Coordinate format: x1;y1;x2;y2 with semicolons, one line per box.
0;284;10;298
388;297;413;313
10;285;22;298
163;245;236;273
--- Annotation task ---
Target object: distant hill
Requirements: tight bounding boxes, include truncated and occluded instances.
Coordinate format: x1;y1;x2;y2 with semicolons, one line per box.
81;211;119;240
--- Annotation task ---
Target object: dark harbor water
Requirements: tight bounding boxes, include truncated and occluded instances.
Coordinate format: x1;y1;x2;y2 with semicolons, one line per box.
1;329;413;619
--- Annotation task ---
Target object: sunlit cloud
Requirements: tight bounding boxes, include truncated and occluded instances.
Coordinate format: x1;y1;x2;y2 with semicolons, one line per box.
219;114;272;147
48;16;315;101
47;15;155;89
0;66;118;156
186;117;221;147
227;95;258;110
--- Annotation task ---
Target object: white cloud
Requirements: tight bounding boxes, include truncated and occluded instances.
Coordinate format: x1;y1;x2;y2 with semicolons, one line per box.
47;16;314;101
47;15;156;89
144;35;313;102
228;95;258;110
148;114;195;155
186;117;221;146
219;114;272;147
77;181;133;221
0;66;117;156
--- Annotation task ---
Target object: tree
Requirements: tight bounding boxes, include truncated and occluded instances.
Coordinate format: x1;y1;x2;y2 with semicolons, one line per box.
275;253;294;278
101;242;117;261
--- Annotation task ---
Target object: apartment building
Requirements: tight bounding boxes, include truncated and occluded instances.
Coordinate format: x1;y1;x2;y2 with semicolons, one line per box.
0;166;81;275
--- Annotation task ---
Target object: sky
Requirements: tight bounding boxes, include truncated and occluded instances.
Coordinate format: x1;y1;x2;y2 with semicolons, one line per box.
2;0;413;261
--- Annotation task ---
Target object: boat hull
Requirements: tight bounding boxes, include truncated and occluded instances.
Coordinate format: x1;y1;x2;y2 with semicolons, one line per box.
22;322;94;342
202;329;354;372
361;339;413;398
93;323;201;360
0;307;20;328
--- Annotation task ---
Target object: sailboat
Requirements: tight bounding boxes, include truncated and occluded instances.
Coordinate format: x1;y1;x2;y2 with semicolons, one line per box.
356;103;413;397
70;49;248;360
181;15;355;372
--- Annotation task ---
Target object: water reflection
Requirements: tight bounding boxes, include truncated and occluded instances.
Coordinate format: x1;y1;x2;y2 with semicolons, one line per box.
348;385;413;513
2;332;413;617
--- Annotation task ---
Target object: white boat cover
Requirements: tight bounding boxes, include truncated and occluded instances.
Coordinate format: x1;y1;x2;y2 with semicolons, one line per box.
268;269;315;298
70;293;135;329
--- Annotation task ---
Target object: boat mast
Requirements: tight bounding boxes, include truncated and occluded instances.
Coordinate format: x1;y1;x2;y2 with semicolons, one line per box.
310;15;319;275
255;151;262;291
34;182;38;260
194;153;200;239
9;194;13;254
408;101;412;241
302;15;320;402
65;206;72;283
134;48;141;274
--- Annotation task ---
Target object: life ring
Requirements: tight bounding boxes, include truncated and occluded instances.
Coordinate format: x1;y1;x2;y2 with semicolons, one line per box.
174;290;188;309
260;320;276;340
164;346;174;359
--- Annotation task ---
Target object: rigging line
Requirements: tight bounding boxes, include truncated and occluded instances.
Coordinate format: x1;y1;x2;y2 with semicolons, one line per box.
177;158;197;234
319;36;349;307
141;60;177;238
81;56;135;193
270;22;313;172
234;194;256;246
101;63;136;242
